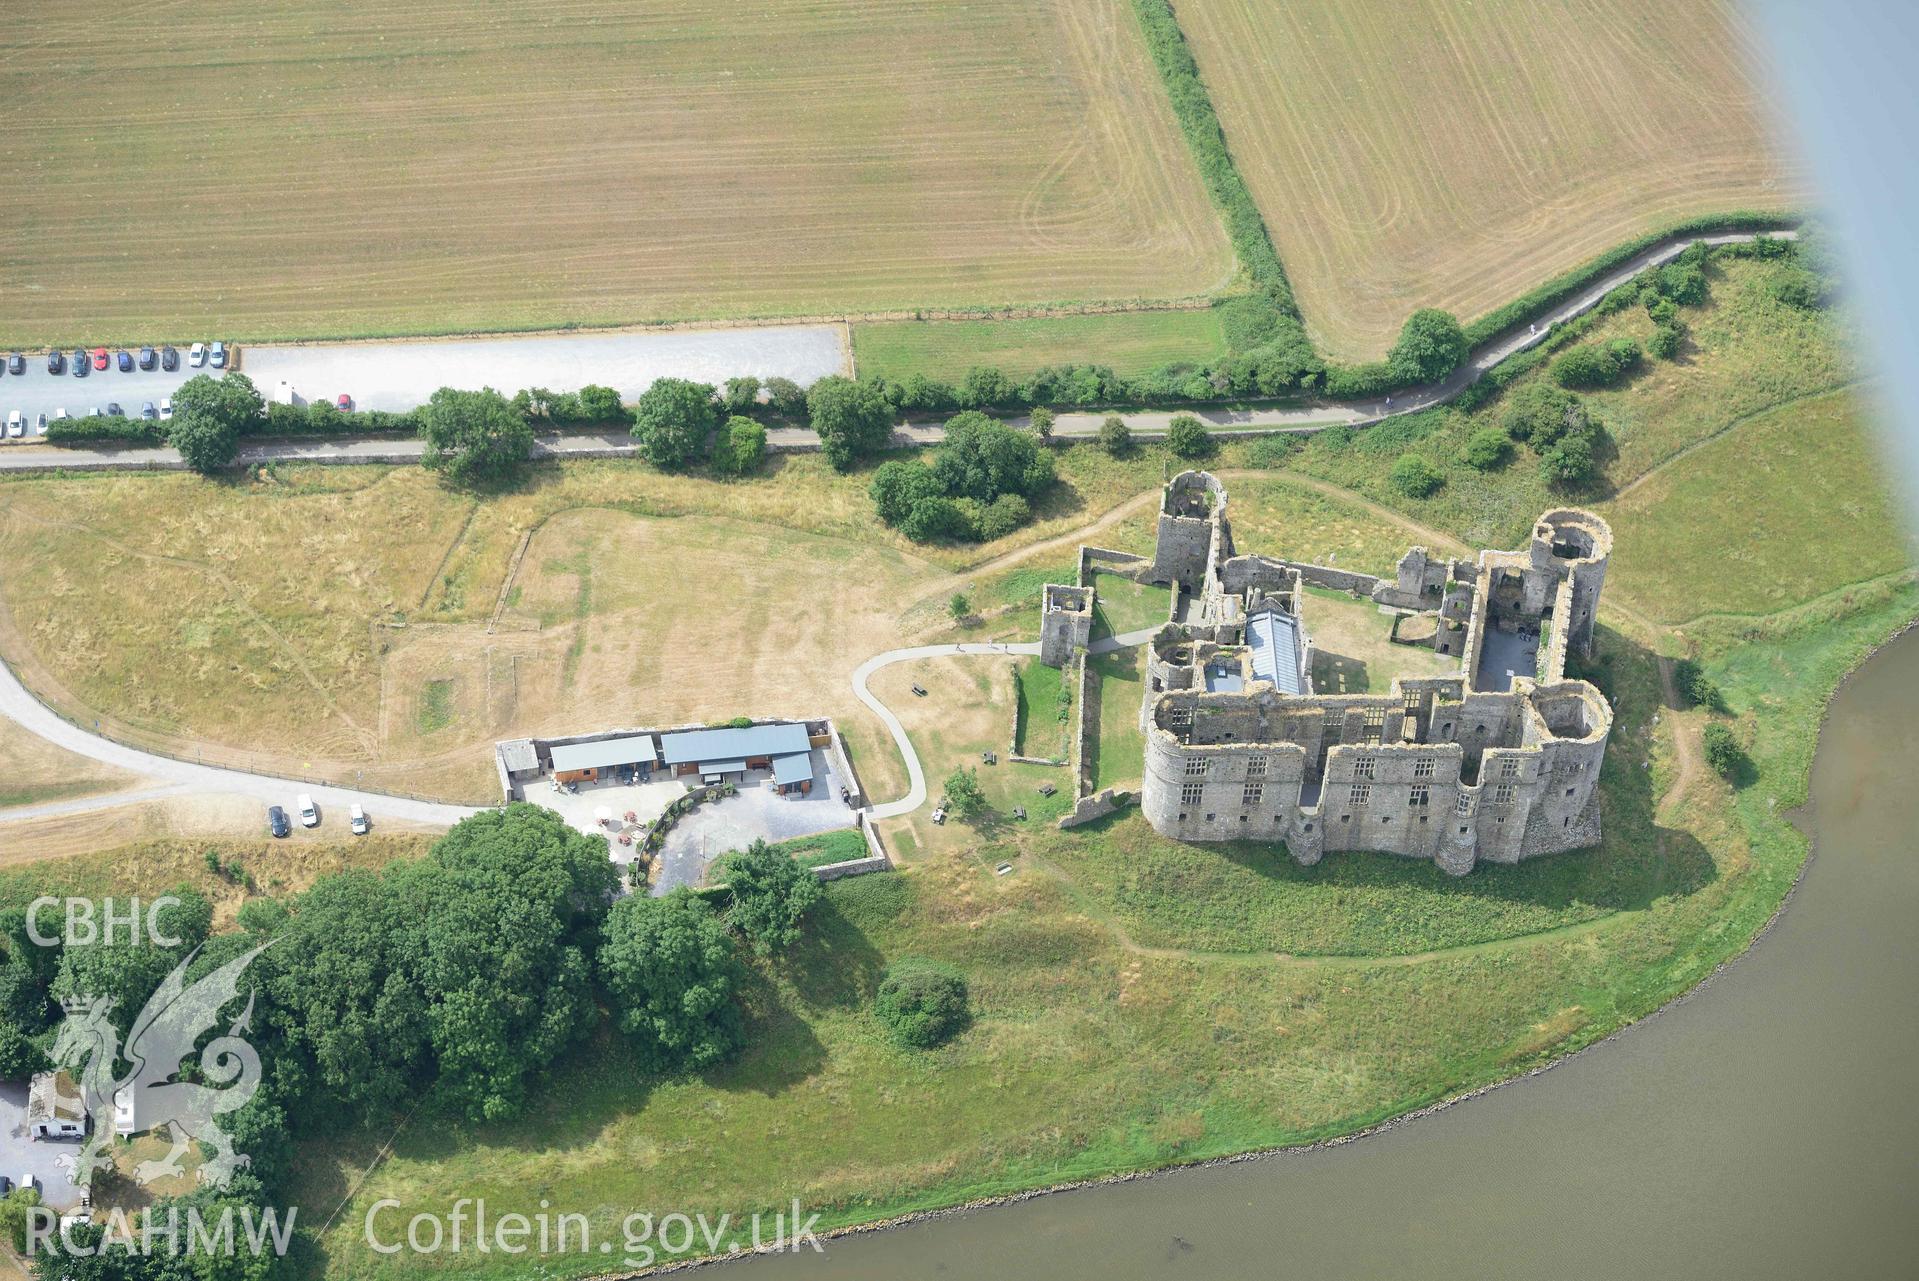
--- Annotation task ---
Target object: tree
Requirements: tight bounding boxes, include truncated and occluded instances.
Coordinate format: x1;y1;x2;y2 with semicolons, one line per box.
577;384;632;426
0;1018;47;1081
1388;454;1444;498
930;413;1054;502
721;375;763;415
722;840;824;957
763;376;808;418
630;378;718;470
899;373;956;414
1552;341;1639;390
1461;427;1512;471
808;375;893;471
169;372;264;474
1028;406;1055;441
1098;415;1133;457
1165;413;1212;459
52;889;212;1037
419;386;533;485
1770;267;1829;310
1702;723;1744;781
942;766;987;818
1672;658;1724;712
898;495;975;542
949;593;971;621
870;460;944;526
1647;322;1684;360
873;958;968;1048
1539;429;1600;488
974;493;1030;540
712;415;767;477
598;889;743;1071
958;365;1015;410
0;1185;42;1254
1501;382;1590;447
1388;308;1468;382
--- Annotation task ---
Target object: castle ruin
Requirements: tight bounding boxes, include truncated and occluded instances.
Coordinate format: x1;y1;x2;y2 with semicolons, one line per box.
1126;471;1614;876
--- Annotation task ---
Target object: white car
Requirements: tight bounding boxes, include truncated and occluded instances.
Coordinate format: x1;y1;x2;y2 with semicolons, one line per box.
349;803;369;835
53;408;68;420
188;342;207;368
296;793;319;827
4;410;19;437
159;398;174;420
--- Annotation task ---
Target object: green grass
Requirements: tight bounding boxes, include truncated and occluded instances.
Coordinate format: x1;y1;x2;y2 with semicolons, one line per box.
1090;570;1171;640
1013;659;1070;759
711;828;871;880
1598;388;1917;622
1090;648;1146;791
854;308;1229;384
415;679;456;736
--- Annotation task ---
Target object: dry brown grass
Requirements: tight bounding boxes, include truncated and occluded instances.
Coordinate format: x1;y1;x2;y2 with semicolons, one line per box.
1175;0;1802;358
0;0;1232;346
0;706;138;811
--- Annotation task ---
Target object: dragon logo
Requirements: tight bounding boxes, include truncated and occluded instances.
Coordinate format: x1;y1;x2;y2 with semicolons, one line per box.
49;943;269;1189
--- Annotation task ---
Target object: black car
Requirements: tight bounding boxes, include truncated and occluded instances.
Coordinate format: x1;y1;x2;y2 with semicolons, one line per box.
106;402;123;417
5;354;21;376
160;345;179;371
115;350;133;372
138;346;157;370
267;805;291;838
72;350;88;378
47;350;64;375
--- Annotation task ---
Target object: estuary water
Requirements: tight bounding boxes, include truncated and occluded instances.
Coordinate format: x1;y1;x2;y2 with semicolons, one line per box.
727;628;1919;1280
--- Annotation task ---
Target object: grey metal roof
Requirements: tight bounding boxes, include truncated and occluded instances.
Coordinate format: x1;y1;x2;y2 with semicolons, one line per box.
659;723;810;766
701;759;748;774
549;733;659;773
497;738;539;773
772;752;814;784
1247;609;1306;695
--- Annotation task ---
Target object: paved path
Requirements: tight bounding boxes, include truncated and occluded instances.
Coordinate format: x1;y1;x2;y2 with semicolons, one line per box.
852;628;1158;821
0;229;1792;473
0;657;478;829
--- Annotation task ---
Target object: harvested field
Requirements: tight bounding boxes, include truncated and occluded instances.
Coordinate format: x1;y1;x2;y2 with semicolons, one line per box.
0;0;1232;347
1174;0;1801;358
853;308;1228;383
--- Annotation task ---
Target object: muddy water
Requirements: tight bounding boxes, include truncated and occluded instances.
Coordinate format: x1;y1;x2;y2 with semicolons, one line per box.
728;630;1919;1279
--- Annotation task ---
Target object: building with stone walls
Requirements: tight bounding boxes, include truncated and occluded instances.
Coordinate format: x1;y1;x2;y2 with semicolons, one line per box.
1039;584;1093;668
1136;471;1614;876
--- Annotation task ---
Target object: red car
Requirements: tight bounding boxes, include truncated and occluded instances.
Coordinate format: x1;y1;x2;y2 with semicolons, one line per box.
336;393;352;411
91;347;108;371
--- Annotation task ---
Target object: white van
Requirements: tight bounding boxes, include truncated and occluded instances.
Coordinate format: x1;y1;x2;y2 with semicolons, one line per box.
349;803;369;835
297;793;319;827
4;410;20;437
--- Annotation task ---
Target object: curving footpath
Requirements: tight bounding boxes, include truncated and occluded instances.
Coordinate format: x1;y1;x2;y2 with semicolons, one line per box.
852;628;1160;820
0;657;479;828
0;230;1793;473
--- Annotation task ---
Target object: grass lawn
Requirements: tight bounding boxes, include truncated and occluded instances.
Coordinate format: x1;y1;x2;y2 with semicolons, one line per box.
1013;659;1071;760
1598;389;1918;623
708;828;871;882
1303;586;1459;694
1090;648;1146;791
1090;570;1171;639
1173;0;1799;357
853;308;1228;383
0;0;1232;346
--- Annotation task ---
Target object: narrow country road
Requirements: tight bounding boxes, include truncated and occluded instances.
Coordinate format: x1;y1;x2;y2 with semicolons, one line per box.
0;229;1792;474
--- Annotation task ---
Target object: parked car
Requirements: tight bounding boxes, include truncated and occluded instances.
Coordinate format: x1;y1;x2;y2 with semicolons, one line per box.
297;793;319;827
267;805;291;838
115;350;133;372
0;1175;11;1196
337;393;352;411
72;350;89;377
106;402;123;417
6;354;22;376
349;803;369;835
47;350;64;375
91;348;108;371
138;346;157;370
188;342;207;368
211;341;228;369
87;407;102;418
52;408;67;420
161;344;179;371
36;412;48;433
159;398;174;420
141;401;157;420
4;411;20;436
